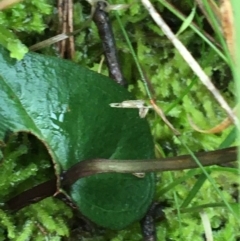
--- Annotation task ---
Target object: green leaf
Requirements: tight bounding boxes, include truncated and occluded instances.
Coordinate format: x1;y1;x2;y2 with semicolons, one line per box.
176;5;196;36
0;47;155;230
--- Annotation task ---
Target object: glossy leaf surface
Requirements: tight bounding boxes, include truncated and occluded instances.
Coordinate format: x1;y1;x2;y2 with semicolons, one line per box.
0;47;155;230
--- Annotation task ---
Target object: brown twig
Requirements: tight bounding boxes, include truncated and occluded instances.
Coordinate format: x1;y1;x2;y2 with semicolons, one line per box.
220;0;234;60
189;105;238;133
150;99;180;135
68;0;75;58
6;146;237;212
58;0;75;59
92;1;126;86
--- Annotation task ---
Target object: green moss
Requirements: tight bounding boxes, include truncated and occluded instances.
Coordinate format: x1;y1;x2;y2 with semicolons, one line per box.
0;133;73;240
0;0;52;32
0;0;53;59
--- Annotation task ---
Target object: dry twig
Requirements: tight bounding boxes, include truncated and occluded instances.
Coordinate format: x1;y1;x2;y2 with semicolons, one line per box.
188;108;235;133
220;0;234;59
58;0;75;59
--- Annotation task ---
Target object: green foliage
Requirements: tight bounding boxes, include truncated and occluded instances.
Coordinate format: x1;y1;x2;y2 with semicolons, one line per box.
0;0;239;240
73;2;233;156
0;209;15;239
128;29;233;153
0;26;28;60
0;0;52;32
0;133;72;240
0;133;51;198
0;0;52;59
0;45;155;237
113;5;239;239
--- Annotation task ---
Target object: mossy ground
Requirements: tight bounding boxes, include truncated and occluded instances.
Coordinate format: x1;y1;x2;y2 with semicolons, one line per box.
0;0;239;240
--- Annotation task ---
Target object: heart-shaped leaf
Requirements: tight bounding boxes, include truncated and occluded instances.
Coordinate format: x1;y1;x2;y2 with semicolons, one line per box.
0;47;155;230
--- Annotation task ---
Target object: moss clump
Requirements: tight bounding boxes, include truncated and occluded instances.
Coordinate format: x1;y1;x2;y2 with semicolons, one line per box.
0;0;53;59
0;0;52;33
0;133;73;240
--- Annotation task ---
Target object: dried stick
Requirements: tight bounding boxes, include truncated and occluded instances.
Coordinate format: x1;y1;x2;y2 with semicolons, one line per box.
92;1;126;86
189;105;238;133
67;0;75;58
6;146;237;212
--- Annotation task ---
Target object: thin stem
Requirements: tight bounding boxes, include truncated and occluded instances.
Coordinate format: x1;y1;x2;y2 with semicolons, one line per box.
92;1;126;86
6;146;237;212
